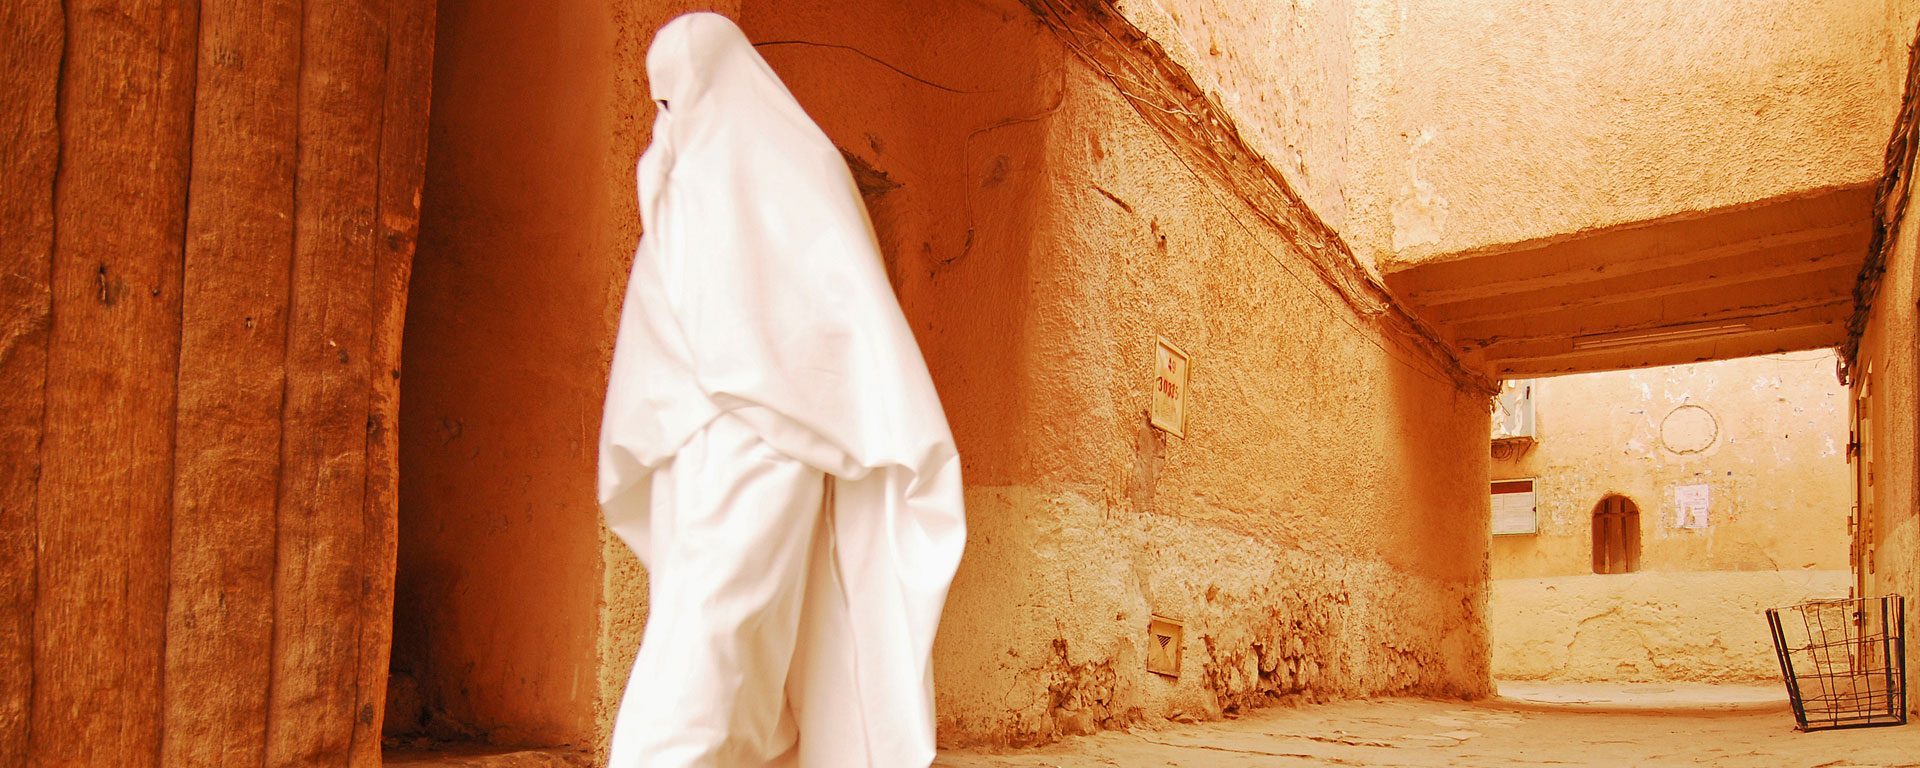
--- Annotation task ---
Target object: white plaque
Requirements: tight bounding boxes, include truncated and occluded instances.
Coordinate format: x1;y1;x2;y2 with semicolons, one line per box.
1151;337;1190;437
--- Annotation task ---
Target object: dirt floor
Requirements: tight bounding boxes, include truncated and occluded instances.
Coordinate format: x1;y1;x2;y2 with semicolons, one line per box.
386;685;1919;767
935;693;1920;768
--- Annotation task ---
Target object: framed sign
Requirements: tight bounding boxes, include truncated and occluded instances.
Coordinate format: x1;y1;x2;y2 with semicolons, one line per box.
1492;479;1538;536
1146;614;1184;678
1151;337;1190;437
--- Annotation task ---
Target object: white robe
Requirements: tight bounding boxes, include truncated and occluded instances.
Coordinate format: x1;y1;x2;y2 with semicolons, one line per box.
597;12;966;768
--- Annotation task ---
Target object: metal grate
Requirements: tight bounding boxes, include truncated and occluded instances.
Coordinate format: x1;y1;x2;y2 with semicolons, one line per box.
1766;595;1907;731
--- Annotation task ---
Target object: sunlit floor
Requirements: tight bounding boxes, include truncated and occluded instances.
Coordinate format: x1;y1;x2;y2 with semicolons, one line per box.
935;685;1920;768
383;684;1917;768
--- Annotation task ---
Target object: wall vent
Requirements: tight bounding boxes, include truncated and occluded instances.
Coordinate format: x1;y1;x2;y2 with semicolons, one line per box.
1146;615;1184;678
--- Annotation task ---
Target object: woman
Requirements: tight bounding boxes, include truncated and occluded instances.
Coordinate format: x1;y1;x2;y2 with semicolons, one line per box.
597;13;966;767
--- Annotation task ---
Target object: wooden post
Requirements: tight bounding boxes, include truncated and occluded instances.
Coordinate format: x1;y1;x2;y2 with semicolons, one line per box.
0;2;63;764
32;3;199;764
162;0;301;763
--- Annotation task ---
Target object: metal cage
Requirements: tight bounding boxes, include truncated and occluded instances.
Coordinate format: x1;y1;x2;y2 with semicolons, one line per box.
1766;595;1908;731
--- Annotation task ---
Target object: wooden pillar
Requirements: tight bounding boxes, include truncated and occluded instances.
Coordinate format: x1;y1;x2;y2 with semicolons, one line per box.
0;1;63;763
0;0;436;765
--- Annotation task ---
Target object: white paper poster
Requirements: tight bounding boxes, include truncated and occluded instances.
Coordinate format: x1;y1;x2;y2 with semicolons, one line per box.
1675;483;1710;529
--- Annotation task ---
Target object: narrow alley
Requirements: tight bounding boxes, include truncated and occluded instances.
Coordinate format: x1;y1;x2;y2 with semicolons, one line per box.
6;0;1920;766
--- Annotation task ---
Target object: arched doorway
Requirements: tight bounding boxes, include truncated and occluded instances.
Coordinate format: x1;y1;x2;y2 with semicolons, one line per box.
1591;494;1641;575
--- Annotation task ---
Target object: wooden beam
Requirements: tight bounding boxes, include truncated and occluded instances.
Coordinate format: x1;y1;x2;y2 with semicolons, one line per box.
1495;323;1844;378
265;0;388;763
350;0;437;762
160;0;301;763
1480;301;1849;365
1454;264;1859;353
0;2;61;763
1397;220;1866;307
1425;233;1868;324
31;1;198;765
1389;186;1873;306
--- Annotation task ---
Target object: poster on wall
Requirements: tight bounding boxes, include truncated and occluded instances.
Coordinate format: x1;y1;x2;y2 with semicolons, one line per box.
1491;479;1538;536
1674;483;1710;529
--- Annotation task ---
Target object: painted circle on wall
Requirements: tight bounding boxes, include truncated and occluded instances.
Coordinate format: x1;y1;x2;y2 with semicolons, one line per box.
1659;404;1719;454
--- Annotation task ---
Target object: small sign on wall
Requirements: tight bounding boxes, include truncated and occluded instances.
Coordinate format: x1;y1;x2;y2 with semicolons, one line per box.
1146;614;1184;678
1492;479;1538;536
1151;337;1190;437
1675;483;1710;529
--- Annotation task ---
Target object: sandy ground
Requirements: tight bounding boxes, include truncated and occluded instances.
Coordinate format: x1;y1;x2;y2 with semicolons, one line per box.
934;694;1920;768
1493;681;1791;711
385;685;1917;767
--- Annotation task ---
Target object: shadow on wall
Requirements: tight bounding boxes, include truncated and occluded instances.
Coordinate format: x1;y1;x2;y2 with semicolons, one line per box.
1381;332;1495;696
390;0;1058;752
741;0;1059;487
392;0;625;749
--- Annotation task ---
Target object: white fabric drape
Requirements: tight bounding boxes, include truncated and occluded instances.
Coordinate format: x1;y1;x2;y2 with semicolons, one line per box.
598;12;966;767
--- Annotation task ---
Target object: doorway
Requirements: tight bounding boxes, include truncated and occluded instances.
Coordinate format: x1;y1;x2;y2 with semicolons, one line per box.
1591;495;1641;575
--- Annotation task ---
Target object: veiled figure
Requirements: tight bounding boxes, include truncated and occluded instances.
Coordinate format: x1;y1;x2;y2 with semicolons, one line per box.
597;12;967;768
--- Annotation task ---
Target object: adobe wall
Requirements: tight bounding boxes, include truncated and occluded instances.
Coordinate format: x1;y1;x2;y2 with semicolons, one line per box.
1855;13;1920;715
1493;354;1851;580
1861;177;1920;714
1492;570;1848;682
1489;353;1852;682
1113;0;1358;239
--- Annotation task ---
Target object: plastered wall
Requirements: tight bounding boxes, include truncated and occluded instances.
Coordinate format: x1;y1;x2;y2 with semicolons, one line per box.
1493;354;1851;580
1855;7;1920;719
1489;354;1852;682
1372;0;1900;264
1114;0;1357;238
1493;570;1848;682
1856;109;1920;717
403;0;1494;754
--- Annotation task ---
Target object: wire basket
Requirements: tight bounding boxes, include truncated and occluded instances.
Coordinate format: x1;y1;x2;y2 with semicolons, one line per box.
1766;595;1907;731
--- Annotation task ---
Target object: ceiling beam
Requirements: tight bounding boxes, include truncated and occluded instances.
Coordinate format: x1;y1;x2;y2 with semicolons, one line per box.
1386;184;1873;306
1423;232;1868;324
1495;324;1843;378
1469;299;1851;361
1452;264;1858;353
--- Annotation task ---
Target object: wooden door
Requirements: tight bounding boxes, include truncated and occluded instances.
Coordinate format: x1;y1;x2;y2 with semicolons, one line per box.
1592;495;1641;575
0;1;434;764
